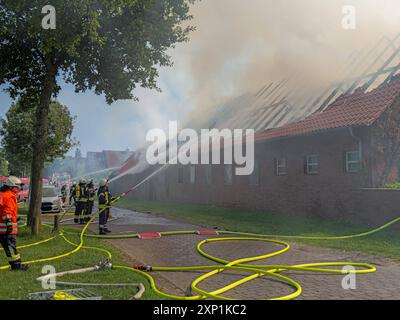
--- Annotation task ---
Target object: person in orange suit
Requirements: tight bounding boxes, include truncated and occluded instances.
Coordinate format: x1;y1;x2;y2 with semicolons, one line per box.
0;176;29;271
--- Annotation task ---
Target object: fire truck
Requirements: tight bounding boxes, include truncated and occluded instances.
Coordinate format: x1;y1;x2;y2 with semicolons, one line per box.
0;177;49;202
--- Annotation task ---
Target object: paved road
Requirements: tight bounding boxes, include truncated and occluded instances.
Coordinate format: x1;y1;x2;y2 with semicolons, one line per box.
103;206;400;300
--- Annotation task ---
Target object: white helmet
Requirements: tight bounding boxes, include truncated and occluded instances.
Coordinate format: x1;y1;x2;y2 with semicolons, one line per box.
99;179;108;187
4;176;22;188
79;178;87;184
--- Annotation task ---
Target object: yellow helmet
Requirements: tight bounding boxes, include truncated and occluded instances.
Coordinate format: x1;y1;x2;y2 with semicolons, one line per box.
99;179;108;187
79;178;87;184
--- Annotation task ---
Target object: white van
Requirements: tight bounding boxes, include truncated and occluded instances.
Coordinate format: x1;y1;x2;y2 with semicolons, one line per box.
41;186;62;213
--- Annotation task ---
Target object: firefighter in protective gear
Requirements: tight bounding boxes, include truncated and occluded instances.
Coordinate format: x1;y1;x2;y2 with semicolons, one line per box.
0;176;29;271
69;182;77;205
60;184;67;205
97;179;112;235
74;178;88;224
85;179;97;223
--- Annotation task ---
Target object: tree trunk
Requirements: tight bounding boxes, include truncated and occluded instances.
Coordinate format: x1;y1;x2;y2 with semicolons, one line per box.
28;61;57;236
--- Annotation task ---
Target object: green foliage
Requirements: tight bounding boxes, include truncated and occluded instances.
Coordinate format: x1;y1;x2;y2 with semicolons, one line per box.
384;182;400;189
0;0;196;234
0;0;196;103
0;216;160;299
0;100;78;176
0;149;9;176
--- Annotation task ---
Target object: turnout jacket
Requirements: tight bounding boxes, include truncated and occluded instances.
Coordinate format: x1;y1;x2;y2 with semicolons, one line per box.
0;190;18;235
75;183;88;202
87;183;97;201
97;186;112;209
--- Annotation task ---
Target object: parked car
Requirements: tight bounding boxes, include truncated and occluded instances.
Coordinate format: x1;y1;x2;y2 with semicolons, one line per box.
41;186;62;214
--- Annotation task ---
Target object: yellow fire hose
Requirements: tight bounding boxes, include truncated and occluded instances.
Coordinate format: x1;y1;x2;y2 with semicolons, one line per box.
53;291;78;300
2;192;400;299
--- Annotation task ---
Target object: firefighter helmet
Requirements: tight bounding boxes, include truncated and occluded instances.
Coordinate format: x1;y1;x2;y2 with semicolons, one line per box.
99;179;108;187
4;176;22;188
79;178;87;184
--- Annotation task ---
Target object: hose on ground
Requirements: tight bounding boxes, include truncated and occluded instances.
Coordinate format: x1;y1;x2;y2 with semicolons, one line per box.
4;186;399;299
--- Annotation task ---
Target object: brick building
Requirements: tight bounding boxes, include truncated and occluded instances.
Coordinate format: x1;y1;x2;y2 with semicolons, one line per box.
111;76;400;226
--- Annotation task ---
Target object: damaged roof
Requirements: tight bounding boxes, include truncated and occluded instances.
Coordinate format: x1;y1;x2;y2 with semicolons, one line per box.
256;76;400;142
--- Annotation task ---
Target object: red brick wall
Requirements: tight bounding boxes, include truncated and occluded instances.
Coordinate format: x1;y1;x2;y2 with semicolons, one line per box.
112;126;400;226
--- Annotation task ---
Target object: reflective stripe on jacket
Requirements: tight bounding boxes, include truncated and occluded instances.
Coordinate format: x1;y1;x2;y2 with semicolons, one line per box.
76;184;88;202
97;186;112;207
0;190;18;235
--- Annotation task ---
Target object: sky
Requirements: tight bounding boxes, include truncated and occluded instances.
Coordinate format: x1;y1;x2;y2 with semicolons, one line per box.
0;0;400;157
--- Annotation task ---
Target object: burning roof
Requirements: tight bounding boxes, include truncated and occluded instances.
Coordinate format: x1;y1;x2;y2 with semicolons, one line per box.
256;76;400;141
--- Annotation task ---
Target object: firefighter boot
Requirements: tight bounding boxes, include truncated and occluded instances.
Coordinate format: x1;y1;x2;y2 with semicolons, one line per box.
103;228;112;234
10;260;30;271
99;228;107;235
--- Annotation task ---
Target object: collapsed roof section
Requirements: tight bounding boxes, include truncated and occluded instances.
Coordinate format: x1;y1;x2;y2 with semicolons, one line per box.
111;34;400;178
196;34;400;133
256;75;400;141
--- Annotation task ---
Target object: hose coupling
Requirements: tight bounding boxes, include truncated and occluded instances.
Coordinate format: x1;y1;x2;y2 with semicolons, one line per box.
132;264;152;272
95;259;113;271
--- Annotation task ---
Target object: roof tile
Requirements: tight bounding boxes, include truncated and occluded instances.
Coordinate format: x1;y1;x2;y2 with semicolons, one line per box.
256;77;400;141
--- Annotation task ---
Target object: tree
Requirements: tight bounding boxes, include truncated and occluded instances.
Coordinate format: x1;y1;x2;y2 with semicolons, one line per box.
0;100;78;178
0;149;9;176
0;0;196;235
370;96;400;187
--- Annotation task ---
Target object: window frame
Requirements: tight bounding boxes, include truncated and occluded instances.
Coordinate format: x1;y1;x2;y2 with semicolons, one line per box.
305;154;319;175
345;150;362;173
275;158;287;176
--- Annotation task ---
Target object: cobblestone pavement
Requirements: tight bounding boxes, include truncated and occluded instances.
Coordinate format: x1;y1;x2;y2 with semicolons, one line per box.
103;207;400;300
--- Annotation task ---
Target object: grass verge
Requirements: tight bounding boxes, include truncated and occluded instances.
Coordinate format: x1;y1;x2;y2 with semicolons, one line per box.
0;208;161;300
116;199;400;261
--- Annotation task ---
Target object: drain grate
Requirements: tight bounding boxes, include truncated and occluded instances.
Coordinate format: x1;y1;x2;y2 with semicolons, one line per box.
29;288;102;300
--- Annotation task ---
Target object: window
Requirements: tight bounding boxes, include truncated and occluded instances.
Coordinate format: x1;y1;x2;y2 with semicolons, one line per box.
205;165;212;185
178;166;184;184
305;155;319;175
189;166;196;185
224;165;233;185
42;187;58;197
346;151;361;173
275;158;287;176
249;160;260;186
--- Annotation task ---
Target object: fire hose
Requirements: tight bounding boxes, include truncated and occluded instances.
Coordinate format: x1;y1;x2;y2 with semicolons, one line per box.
1;174;400;299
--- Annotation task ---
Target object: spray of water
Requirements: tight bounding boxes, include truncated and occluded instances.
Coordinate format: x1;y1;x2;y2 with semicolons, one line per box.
71;167;120;182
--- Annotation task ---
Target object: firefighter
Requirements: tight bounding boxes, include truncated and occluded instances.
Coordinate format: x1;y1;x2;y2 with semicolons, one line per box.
69;182;77;206
97;179;112;235
85;179;97;223
74;178;88;224
60;184;67;205
0;176;29;271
